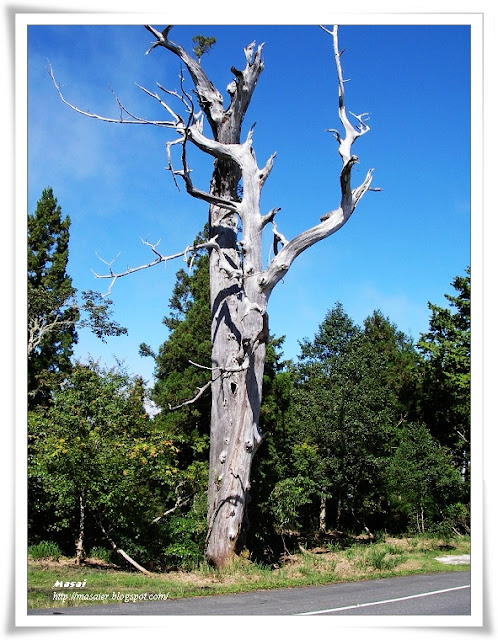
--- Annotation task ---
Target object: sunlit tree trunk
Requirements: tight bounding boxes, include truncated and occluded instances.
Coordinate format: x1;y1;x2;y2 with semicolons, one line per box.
206;153;268;564
75;492;85;565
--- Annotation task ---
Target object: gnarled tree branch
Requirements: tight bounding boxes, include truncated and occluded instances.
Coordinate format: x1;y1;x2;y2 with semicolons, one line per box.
258;25;376;296
93;237;218;296
48;63;175;128
145;24;225;134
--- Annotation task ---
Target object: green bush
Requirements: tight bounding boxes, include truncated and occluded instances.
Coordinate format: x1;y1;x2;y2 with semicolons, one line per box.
163;541;204;571
162;506;207;570
28;541;62;561
268;476;315;535
435;502;470;539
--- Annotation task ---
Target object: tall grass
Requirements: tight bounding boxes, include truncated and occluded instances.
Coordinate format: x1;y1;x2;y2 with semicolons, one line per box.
28;541;62;561
365;545;406;571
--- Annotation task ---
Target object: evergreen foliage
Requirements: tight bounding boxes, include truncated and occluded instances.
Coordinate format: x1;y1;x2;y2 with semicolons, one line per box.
137;229;213;564
146;228;212;466
28;187;127;410
385;421;465;534
28;187;78;408
192;35;216;62
290;304;420;533
418;267;470;492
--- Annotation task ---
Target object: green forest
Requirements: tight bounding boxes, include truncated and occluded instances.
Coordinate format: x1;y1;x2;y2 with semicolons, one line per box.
28;188;470;571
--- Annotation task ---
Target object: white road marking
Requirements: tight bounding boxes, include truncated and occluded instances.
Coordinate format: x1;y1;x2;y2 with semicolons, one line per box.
296;584;470;615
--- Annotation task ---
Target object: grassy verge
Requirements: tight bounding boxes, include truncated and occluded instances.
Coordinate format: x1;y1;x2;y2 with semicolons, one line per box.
27;534;470;610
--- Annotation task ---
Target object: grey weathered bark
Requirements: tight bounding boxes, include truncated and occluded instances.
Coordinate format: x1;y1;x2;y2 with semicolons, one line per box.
51;24;376;568
75;492;85;565
319;492;327;534
141;29;271;565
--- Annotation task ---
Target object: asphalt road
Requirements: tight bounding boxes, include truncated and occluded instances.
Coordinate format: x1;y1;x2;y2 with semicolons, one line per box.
29;571;471;616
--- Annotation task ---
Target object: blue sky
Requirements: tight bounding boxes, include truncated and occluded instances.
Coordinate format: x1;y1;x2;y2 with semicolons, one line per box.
26;20;472;385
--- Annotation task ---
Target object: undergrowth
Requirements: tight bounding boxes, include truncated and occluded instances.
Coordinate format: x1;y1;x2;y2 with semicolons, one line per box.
27;534;470;609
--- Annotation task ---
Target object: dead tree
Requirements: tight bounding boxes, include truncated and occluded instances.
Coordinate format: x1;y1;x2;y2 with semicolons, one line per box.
51;24;377;567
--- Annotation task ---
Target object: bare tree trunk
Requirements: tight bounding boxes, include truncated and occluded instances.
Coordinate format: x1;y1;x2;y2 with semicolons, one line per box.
206;298;267;564
75;492;85;565
205;128;268;567
319;492;327;534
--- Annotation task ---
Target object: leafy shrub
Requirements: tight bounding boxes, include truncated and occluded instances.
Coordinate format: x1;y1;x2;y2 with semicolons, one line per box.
163;540;204;571
162;501;207;570
434;502;470;539
268;476;315;535
385;422;465;534
28;541;62;560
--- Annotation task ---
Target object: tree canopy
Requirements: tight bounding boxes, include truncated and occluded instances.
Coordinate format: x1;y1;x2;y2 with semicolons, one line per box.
29;360;179;566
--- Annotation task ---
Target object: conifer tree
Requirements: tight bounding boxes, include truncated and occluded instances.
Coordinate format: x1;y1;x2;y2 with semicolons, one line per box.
292;304;420;533
418;267;470;490
28;187;78;408
28;187;127;409
141;228;212;467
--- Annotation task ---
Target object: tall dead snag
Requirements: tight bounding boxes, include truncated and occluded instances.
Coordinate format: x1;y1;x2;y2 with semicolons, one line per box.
52;25;376;567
